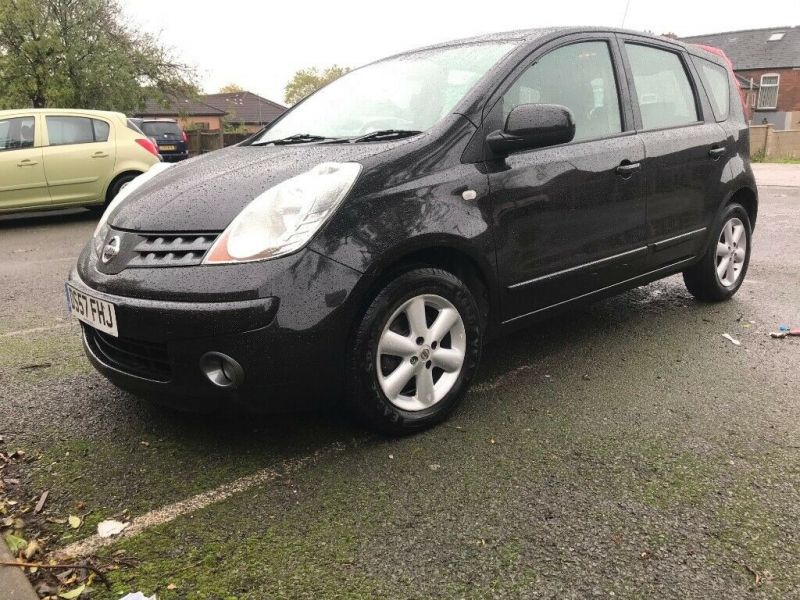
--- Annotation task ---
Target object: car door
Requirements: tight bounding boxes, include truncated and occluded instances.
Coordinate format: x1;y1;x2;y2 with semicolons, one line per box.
42;114;117;205
617;36;729;269
0;114;50;211
485;35;647;323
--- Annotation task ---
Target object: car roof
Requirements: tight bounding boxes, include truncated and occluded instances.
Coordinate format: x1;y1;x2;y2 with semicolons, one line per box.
390;26;692;56
0;107;127;120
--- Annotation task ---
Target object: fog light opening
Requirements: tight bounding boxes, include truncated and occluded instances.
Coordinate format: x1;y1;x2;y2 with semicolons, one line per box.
199;352;244;389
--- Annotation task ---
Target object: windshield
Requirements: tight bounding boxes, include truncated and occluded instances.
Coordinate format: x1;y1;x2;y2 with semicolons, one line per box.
255;41;517;143
142;121;182;139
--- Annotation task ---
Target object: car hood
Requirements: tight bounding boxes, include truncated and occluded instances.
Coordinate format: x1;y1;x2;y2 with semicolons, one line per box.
109;142;401;232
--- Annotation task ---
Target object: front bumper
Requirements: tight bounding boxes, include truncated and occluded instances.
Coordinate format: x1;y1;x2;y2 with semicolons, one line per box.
69;244;364;412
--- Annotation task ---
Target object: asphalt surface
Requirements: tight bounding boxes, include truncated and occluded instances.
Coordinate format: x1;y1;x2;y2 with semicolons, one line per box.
1;167;798;598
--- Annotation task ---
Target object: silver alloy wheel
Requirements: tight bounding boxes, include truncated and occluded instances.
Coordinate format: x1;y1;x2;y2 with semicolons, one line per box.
716;217;747;287
376;294;466;412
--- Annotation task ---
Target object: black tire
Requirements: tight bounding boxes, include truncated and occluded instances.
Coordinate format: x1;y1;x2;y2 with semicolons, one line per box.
347;267;482;435
90;172;139;213
683;202;752;301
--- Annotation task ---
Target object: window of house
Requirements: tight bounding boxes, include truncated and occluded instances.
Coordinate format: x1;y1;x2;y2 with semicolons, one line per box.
757;74;780;110
768;32;785;41
696;58;730;121
0;116;35;151
625;44;699;130
500;40;623;143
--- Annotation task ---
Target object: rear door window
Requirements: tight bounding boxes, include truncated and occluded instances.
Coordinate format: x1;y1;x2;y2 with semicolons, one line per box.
625;44;699;130
501;40;623;142
0;116;35;150
46;116;95;145
694;58;730;121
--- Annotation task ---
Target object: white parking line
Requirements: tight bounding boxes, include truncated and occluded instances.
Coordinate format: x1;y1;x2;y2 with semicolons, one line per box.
1;323;75;338
55;443;347;560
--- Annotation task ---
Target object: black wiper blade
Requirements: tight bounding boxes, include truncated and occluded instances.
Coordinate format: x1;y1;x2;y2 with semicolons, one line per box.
254;133;331;146
344;129;423;143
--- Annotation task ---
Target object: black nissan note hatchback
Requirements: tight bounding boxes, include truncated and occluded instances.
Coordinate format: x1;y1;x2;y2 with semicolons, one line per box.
67;28;757;434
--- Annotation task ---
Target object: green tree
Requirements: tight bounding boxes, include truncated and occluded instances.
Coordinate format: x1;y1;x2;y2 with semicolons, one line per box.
218;83;245;93
0;0;197;111
283;65;349;105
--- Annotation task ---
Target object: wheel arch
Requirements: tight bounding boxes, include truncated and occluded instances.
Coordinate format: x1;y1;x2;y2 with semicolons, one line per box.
104;170;143;204
726;185;758;229
351;236;499;338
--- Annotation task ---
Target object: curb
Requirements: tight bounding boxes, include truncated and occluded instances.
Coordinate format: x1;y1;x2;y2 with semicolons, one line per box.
0;535;40;600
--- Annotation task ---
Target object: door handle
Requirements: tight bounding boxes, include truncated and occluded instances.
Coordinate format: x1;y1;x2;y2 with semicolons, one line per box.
708;146;726;159
92;152;109;158
17;159;38;167
616;161;641;176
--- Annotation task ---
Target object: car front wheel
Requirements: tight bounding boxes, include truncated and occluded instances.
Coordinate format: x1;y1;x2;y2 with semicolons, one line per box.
347;267;482;435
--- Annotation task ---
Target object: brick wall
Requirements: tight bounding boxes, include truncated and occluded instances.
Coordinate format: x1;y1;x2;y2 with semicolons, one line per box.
736;68;800;113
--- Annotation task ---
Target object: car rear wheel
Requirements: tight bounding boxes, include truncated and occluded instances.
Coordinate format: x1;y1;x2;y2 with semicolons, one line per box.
347;268;482;435
683;203;752;301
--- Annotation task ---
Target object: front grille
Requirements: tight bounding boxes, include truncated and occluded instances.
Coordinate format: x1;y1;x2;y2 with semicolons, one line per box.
128;233;218;268
84;325;172;382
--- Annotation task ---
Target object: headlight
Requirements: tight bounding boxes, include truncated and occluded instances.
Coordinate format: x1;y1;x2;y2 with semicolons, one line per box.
93;162;174;237
203;162;361;264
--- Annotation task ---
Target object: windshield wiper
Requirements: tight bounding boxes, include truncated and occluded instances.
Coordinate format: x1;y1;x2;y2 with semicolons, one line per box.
330;129;423;144
253;133;332;146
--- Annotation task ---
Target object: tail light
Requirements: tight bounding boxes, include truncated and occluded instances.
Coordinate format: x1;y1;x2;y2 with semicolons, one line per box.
135;138;159;157
181;130;188;143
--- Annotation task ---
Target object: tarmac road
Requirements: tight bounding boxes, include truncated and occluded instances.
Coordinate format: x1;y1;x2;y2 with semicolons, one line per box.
1;165;798;598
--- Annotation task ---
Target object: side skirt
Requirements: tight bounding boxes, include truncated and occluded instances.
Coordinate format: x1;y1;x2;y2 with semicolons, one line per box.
499;256;696;328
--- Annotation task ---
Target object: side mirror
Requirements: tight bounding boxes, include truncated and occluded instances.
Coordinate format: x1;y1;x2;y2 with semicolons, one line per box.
487;103;576;155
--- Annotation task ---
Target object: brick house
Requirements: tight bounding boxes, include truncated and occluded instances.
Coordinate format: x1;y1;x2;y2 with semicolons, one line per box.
203;91;287;133
681;26;800;130
135;97;227;130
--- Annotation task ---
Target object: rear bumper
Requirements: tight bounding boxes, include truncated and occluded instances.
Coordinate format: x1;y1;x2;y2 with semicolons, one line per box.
160;152;189;163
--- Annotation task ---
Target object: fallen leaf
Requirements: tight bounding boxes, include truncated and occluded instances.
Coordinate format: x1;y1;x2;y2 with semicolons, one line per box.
58;584;86;599
23;538;41;559
4;532;27;553
140;441;150;448
68;515;82;529
34;490;49;513
167;583;177;590
97;519;128;538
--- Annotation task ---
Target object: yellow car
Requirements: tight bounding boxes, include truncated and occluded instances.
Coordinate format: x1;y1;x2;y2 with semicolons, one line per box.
0;108;160;214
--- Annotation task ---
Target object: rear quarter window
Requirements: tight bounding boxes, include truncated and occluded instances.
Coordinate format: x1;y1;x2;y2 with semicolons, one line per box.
93;119;110;142
693;57;730;121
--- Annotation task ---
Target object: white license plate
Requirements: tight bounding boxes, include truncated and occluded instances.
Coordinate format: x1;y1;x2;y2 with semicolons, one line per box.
65;284;119;337
161;145;176;151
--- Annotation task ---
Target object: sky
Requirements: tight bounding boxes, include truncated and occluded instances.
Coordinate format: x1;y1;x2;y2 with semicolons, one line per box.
120;0;798;104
